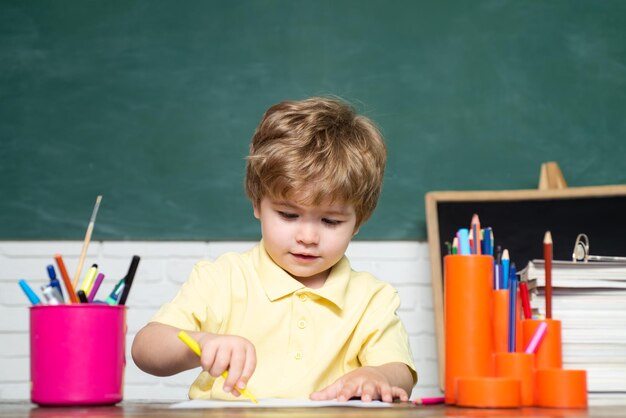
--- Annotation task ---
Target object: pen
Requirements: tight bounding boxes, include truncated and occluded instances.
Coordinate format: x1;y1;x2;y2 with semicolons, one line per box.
18;279;41;305
88;273;106;302
177;330;258;403
41;285;62;305
117;255;140;305
46;265;64;301
54;254;78;303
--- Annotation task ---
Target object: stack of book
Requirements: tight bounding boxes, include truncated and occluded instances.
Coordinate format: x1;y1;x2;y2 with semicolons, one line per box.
521;260;626;401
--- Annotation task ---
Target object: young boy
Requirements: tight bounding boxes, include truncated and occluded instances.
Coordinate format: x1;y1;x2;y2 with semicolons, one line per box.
131;97;417;402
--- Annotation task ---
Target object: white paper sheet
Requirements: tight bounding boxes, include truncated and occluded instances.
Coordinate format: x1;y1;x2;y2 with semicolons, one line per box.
170;399;391;409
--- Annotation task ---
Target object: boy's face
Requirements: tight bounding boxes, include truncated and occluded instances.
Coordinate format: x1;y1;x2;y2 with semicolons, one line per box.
254;194;358;288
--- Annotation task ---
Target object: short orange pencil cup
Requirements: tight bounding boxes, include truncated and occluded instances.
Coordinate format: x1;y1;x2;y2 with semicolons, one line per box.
444;255;494;404
522;319;562;369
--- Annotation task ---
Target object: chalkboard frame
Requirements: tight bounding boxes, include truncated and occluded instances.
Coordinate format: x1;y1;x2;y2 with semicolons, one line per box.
425;184;626;390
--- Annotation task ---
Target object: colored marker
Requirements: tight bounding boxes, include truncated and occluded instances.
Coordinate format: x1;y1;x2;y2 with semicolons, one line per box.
46;265;64;302
524;322;548;354
18;279;41;305
457;228;471;255
79;264;98;294
88;273;106;302
177;330;258;403
106;279;125;305
54;254;78;303
451;237;458;255
117;255;140;305
77;290;89;303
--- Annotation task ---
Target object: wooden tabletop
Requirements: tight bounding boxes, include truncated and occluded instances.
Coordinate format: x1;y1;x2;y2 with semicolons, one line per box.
2;401;624;418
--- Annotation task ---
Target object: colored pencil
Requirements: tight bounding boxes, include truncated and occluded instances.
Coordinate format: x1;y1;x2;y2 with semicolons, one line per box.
544;231;553;319
519;281;532;319
471;214;481;255
55;254;78;303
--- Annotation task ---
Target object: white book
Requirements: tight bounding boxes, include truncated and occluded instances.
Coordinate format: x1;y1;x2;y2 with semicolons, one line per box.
521;260;626;288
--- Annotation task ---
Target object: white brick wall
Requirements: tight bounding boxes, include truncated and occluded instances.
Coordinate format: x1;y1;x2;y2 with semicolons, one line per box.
0;240;442;401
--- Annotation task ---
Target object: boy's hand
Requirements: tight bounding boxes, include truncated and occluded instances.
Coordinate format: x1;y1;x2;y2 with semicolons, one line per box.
309;366;409;403
196;333;256;396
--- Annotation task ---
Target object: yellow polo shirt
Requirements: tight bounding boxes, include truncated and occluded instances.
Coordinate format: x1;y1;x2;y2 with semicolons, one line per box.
150;242;416;400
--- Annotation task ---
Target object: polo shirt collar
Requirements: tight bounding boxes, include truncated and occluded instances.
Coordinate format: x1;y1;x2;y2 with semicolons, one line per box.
255;241;351;310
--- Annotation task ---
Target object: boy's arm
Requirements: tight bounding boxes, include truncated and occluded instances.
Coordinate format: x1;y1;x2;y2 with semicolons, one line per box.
310;362;414;403
131;322;203;376
131;322;257;394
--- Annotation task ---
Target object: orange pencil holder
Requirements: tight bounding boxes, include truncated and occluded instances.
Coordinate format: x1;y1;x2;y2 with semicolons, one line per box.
492;289;509;354
535;369;588;408
522;319;562;369
444;255;494;404
494;352;534;406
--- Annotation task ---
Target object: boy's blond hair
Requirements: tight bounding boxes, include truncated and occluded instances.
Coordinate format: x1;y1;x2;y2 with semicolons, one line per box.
245;97;386;228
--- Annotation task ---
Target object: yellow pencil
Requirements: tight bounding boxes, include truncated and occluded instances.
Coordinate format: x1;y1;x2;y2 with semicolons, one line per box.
177;330;258;403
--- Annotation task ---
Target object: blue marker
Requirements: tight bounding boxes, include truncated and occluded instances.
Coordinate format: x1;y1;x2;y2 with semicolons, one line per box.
46;264;64;301
18;279;41;305
458;228;471;255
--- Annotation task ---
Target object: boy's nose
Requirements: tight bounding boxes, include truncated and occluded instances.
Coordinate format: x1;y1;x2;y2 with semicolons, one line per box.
296;222;319;245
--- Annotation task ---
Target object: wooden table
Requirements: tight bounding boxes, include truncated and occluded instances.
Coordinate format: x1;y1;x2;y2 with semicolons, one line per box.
2;401;624;418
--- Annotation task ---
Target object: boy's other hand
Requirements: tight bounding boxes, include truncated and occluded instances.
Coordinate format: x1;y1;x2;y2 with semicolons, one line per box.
196;333;256;396
309;366;409;403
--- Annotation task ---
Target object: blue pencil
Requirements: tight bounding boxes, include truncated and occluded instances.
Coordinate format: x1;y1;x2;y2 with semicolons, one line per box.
508;263;518;352
501;249;510;289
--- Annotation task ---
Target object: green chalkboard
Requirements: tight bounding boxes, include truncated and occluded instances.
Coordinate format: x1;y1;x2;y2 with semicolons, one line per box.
2;1;626;240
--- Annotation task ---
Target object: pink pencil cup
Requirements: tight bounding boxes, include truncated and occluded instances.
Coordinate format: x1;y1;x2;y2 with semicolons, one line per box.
30;305;127;405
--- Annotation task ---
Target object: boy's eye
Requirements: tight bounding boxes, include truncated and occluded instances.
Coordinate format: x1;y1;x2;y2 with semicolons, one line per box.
322;218;342;226
278;211;298;220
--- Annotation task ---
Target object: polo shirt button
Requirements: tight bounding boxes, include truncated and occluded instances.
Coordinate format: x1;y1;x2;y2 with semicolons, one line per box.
299;294;308;302
298;319;306;329
295;352;303;360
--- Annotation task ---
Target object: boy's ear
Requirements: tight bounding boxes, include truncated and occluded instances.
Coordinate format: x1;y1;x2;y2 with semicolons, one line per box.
352;227;360;237
253;202;261;220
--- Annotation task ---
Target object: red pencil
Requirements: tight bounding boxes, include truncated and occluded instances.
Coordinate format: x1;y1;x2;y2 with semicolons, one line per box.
519;281;532;319
544;231;553;319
